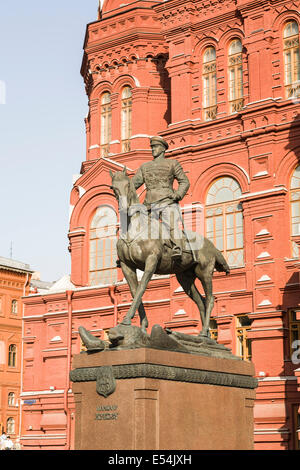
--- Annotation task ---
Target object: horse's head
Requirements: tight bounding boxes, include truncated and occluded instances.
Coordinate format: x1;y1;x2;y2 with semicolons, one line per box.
109;167;138;209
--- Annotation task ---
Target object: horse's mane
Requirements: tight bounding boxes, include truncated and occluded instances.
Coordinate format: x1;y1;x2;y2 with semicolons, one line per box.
112;170;140;206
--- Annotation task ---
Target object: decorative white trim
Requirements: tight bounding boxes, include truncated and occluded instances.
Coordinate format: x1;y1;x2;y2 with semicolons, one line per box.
235;164;251;184
69;205;74;223
20;390;66;397
253;170;268;177
102;156;134;172
78;186;86;198
50;336;62;342
245;97;281;106
174;286;184;293
42;347;67;352
21;434;67;440
254;430;290;435
89;144;100;149
215;289;246;294
174;309;187;316
257;251;271;259
257;275;272;282
257;299;272;306
256;229;270;236
181;203;204;211
132;76;141;87
72;306;113;314
130;134;151;139
257;376;297;382
168;118;201;127
68;229;86;235
253;327;287;332
240;185;287;200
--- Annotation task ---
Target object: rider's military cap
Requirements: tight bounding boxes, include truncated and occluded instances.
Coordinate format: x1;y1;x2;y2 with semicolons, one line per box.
150;135;169;150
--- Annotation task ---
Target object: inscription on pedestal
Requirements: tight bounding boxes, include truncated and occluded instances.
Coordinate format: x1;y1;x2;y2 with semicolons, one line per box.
95;404;119;421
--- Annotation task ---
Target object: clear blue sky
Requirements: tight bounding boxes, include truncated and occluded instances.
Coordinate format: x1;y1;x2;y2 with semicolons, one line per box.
0;1;98;281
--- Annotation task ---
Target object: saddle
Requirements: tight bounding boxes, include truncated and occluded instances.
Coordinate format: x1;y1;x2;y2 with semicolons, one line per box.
163;229;203;263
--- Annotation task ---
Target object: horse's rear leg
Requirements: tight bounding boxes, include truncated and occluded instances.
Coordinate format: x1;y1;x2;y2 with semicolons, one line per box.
194;261;215;337
176;270;206;328
120;262;148;332
121;254;158;331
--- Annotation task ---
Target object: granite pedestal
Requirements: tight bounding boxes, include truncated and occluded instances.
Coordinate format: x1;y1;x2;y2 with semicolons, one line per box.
70;347;257;450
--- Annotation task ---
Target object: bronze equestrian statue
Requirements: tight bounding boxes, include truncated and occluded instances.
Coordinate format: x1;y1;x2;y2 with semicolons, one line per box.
109;136;230;338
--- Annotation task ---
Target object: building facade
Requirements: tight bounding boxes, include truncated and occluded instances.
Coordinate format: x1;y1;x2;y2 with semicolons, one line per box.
0;257;32;445
22;0;300;450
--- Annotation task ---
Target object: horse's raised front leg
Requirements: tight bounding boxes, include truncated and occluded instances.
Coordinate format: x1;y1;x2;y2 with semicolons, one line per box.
120;261;148;332
121;253;159;328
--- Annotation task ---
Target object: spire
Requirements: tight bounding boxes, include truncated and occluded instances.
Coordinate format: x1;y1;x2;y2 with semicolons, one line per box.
98;0;103;20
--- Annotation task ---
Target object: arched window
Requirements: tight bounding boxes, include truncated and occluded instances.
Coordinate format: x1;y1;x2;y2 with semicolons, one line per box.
6;417;15;435
8;392;15;406
283;21;300;99
8;344;16;367
121;86;132;152
89;206;118;286
11;299;18;314
228;39;243;113
290;165;300;257
100;92;112;157
205;177;244;267
203;47;217;121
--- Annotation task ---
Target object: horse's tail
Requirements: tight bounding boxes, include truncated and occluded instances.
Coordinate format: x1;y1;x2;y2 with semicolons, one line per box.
214;248;230;275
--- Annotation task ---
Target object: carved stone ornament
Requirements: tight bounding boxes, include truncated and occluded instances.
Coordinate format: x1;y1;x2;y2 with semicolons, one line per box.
70;363;258;390
96;366;116;398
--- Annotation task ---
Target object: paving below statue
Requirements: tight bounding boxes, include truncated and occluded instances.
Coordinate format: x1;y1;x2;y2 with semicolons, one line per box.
78;323;239;361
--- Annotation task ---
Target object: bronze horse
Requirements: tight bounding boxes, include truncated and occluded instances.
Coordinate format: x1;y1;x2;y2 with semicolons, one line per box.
110;168;230;337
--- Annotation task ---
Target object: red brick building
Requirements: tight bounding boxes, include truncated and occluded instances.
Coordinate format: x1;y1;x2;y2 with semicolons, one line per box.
0;257;32;446
22;0;300;450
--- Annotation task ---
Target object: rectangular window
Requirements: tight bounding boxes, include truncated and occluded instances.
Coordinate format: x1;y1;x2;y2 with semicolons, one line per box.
89;234;117;286
289;310;300;358
121;87;132;152
8;345;16;368
284;34;300;98
292;405;300;450
228;60;243;112
236;315;252;361
206;203;244;267
209;319;218;341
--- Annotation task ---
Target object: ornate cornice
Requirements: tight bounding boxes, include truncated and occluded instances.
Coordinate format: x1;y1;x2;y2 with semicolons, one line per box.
70;362;258;389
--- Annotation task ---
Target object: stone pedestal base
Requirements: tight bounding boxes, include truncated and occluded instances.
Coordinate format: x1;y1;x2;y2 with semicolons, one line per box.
70;348;257;450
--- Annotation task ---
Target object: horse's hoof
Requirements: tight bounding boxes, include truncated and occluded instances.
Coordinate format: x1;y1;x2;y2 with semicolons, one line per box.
199;331;209;338
121;319;131;326
78;326;106;351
